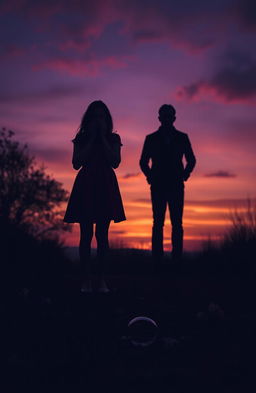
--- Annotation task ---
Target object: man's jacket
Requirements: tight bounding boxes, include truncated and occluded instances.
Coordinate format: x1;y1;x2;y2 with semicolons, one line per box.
139;126;196;186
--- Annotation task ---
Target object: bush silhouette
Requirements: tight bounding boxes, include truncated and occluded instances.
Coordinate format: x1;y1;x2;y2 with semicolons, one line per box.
0;127;70;239
221;198;256;271
198;198;256;276
0;128;72;291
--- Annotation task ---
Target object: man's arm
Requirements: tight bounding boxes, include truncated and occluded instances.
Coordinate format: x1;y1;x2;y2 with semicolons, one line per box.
139;135;152;183
183;135;196;181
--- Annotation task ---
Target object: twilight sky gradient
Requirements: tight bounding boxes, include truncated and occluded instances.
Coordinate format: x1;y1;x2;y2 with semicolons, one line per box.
1;0;256;250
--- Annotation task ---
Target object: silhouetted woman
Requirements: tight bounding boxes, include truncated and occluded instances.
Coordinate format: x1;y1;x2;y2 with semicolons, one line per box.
63;101;126;292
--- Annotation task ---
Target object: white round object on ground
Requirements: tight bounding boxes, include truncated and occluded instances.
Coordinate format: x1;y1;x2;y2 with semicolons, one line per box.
127;316;158;347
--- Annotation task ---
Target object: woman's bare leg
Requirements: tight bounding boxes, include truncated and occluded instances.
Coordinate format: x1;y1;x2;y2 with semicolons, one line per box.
79;221;93;292
95;219;111;292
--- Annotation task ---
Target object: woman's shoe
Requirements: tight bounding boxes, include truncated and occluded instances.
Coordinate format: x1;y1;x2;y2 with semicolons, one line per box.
81;279;93;293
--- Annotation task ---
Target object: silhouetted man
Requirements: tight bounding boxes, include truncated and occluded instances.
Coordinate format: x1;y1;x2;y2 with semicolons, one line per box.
140;104;196;265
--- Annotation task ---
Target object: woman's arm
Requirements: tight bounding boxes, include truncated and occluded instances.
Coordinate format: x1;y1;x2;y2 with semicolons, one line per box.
101;133;121;169
72;135;96;170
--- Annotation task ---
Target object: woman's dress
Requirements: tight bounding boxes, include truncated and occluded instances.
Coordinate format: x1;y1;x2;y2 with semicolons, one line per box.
63;132;126;223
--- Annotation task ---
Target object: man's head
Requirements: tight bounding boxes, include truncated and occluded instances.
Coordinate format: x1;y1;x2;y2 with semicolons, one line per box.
158;104;176;127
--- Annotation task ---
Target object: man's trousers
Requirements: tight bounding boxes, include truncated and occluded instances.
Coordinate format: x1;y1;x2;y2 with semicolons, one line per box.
150;183;184;260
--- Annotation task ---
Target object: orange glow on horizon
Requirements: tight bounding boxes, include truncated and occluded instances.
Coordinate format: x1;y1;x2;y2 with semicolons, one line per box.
50;149;255;252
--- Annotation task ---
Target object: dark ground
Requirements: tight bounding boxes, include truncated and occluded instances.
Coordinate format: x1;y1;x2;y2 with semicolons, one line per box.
3;256;256;393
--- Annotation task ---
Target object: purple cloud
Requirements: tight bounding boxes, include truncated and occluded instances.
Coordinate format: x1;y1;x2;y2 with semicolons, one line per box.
204;170;237;178
33;55;128;76
30;146;70;164
177;51;256;103
133;198;150;203
235;0;256;32
0;0;249;71
0;85;85;103
121;172;141;179
0;44;27;59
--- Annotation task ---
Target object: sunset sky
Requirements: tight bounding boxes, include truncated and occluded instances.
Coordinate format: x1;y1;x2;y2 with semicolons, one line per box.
1;0;256;251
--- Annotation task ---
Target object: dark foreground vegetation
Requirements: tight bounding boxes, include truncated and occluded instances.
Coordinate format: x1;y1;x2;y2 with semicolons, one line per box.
2;209;256;393
2;130;256;391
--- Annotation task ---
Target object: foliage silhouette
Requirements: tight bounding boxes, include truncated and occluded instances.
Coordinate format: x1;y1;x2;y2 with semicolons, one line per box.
198;198;256;276
221;198;256;270
0;127;70;240
0;127;72;292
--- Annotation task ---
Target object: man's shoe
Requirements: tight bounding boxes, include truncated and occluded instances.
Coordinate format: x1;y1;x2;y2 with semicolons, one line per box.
95;277;111;293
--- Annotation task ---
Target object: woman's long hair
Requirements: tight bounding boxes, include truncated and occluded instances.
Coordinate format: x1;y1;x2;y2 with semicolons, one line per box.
72;100;113;144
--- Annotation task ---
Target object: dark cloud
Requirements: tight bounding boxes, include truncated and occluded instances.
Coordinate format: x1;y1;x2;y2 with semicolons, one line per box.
33;55;128;76
235;0;256;32
186;198;254;208
177;51;256;102
109;230;126;235
133;30;163;42
121;172;141;179
133;198;151;203
1;0;255;82
132;197;253;209
0;84;85;103
0;44;27;59
0;0;119;76
204;170;237;178
119;0;229;51
30;146;70;164
0;0;248;68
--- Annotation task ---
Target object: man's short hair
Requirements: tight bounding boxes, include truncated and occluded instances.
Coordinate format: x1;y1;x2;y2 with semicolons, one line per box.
158;104;176;116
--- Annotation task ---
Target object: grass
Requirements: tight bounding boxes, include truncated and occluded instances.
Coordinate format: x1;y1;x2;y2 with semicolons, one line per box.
199;198;256;276
3;203;256;392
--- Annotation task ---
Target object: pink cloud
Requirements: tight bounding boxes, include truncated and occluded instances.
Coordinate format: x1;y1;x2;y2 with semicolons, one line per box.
117;0;231;53
176;80;256;104
176;81;235;104
0;0;116;55
130;26;215;54
0;44;28;60
0;0;242;55
32;55;128;76
176;51;256;104
58;39;91;53
204;170;237;178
